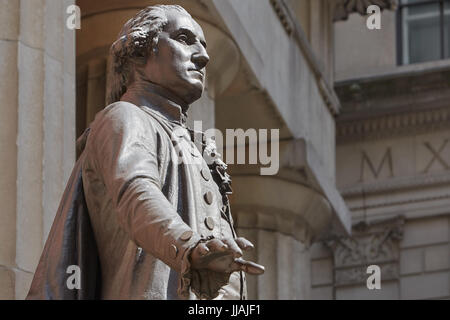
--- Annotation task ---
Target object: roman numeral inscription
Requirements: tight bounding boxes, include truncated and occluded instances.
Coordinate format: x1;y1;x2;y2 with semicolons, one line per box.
352;139;450;185
423;139;450;173
359;148;394;182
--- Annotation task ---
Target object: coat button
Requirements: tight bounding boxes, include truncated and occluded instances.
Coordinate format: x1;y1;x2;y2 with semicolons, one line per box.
180;230;193;241
204;191;213;205
190;145;200;158
205;217;215;230
175;128;188;138
201;168;210;181
170;244;178;259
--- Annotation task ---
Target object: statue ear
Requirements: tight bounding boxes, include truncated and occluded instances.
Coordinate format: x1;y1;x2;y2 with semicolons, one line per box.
151;36;159;55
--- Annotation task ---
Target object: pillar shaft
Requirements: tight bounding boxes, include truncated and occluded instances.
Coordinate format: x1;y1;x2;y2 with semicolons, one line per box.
0;0;20;300
0;0;76;300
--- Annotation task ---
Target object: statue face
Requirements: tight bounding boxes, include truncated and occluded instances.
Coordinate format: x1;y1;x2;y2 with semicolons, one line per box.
141;10;209;105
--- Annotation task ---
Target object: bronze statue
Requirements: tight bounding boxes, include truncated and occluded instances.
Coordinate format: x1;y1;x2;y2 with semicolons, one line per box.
27;4;264;300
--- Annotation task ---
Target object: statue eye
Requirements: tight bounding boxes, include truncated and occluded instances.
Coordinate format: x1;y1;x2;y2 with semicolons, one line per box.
177;34;188;43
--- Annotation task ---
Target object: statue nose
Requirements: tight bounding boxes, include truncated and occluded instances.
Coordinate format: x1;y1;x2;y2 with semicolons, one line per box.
192;50;209;70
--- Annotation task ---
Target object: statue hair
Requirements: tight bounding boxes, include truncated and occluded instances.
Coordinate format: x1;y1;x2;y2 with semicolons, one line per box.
106;5;190;105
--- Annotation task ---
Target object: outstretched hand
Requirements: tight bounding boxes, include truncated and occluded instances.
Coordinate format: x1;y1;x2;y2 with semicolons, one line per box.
190;237;265;275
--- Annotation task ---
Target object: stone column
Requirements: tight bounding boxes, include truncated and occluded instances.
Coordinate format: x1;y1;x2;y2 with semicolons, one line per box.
0;0;76;299
236;209;312;300
85;58;107;126
0;0;20;300
231;175;333;299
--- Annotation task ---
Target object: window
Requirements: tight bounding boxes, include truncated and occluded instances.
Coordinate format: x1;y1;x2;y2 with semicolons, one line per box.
398;0;450;65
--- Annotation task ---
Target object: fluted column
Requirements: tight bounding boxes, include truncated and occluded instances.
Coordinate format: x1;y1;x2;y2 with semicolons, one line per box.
0;0;20;300
16;0;46;297
0;0;76;299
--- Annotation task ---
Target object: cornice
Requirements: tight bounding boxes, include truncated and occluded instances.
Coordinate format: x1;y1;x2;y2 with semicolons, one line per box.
337;106;450;144
336;66;450;144
333;0;397;22
348;193;450;211
341;172;450;197
340;172;450;211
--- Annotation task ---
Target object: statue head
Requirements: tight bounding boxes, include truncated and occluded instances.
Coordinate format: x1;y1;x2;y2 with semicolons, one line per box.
107;5;209;106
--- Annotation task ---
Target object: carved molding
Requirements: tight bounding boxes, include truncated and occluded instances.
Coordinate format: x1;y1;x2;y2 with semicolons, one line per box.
333;0;397;22
334;262;399;286
337;107;450;144
326;216;404;286
341;172;450;197
269;0;294;36
348;193;450;211
335;66;450;144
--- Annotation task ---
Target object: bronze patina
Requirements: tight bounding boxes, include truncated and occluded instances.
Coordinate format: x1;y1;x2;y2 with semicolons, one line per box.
27;5;264;300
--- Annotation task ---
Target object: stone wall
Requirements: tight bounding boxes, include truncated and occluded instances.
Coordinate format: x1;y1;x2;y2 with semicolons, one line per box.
312;25;450;297
0;0;76;299
334;10;397;81
311;216;450;300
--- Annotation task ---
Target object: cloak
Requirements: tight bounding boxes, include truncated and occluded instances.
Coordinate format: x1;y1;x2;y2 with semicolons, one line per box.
27;129;101;299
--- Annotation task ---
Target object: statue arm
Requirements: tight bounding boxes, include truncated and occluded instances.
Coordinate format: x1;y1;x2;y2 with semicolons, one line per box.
87;102;200;296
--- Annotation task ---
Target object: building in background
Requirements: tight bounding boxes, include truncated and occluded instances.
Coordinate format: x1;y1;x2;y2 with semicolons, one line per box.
0;0;448;300
311;0;450;299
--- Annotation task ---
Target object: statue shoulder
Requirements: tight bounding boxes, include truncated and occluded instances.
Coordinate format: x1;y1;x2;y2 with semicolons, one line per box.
84;101;161;156
104;101;148;122
92;101;157;132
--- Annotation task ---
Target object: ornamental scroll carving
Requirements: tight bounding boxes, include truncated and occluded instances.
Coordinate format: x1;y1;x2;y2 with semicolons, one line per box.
326;216;404;287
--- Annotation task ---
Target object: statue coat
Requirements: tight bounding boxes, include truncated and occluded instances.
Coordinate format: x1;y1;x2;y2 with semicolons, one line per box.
27;97;245;300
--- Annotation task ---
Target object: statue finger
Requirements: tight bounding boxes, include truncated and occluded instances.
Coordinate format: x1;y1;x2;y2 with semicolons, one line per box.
196;243;210;256
235;237;254;251
234;258;265;275
206;239;229;253
222;238;243;258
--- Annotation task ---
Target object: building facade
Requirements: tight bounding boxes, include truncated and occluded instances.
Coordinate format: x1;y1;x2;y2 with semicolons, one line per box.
311;1;450;299
0;0;448;300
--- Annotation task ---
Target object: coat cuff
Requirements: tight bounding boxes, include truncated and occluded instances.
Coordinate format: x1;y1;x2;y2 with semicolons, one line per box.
177;238;232;300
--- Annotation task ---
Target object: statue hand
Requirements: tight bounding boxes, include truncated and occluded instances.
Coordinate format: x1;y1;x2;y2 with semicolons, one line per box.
190;237;265;275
